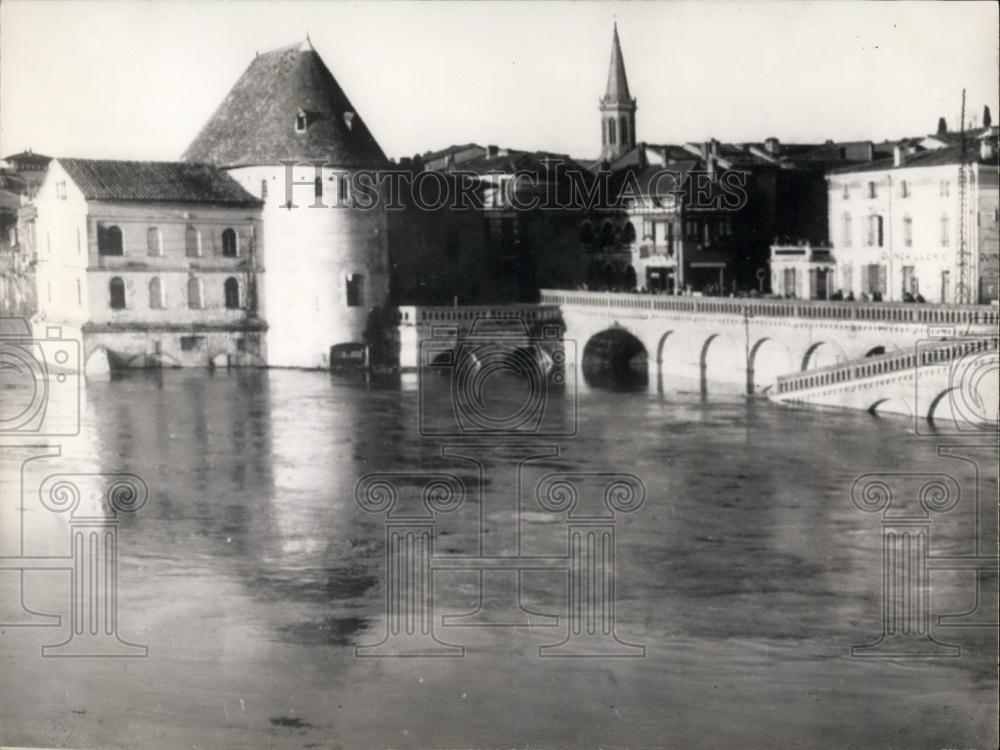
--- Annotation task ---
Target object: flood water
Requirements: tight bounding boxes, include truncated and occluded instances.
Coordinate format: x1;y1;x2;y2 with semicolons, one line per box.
1;368;996;749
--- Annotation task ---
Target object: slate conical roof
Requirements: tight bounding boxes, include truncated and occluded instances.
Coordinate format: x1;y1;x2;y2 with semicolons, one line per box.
183;39;387;168
603;24;632;105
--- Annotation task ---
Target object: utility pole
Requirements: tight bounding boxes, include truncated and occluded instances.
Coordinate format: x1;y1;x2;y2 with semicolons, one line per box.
956;88;972;305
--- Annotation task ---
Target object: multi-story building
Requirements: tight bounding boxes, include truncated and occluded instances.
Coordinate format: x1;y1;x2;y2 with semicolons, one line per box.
184;39;390;368
32;158;264;370
826;131;999;304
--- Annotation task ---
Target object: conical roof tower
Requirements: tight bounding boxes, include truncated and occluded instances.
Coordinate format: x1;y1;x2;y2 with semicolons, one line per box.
183;39;386;168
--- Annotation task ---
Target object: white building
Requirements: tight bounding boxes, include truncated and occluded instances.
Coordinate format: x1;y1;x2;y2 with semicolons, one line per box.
32;158;264;370
826;134;999;304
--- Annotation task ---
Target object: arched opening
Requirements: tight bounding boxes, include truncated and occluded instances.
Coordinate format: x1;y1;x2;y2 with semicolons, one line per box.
748;338;794;394
148;277;164;309
98;225;123;256
622;222;636;244
187;276;204;309
146;227;161;256
868;398;913;418
109;277;126;309
699;334;742;392
582;328;648;390
601;263;616;290
801;341;848;371
864;346;886;358
224;277;240;309
185;225;201;257
222;228;238;257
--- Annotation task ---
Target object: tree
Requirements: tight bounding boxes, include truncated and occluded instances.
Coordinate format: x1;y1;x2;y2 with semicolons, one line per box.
984;105;993;129
937;117;948;135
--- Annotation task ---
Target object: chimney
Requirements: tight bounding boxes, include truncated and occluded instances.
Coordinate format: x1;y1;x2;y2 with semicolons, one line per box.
486;144;499;159
710;138;719;157
893;145;905;167
765;137;780;156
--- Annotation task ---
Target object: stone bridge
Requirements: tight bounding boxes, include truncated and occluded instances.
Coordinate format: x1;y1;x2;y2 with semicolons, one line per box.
390;292;998;425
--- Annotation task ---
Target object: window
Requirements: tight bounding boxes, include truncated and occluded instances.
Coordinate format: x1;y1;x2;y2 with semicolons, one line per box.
619;118;629;146
98;225;123;256
109;277;126;309
224;277;240;309
899;180;909;198
180;336;206;352
187;276;204;309
867;182;877;199
864;264;886;296
939;180;950;197
783;268;797;297
261;180;268;200
841;264;853;294
940;214;950;246
295;109;307;133
149;277;165;309
842;214;852;247
185;225;201;257
903;216;913;247
866;215;884;247
147;227;162;256
902;266;917;296
608;119;617;145
77;278;82;306
841;183;850;200
222;228;238;257
622;222;636;244
56;182;67;200
346;274;365;307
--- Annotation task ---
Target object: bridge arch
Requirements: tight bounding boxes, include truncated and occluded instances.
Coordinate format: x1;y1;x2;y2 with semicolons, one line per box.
699;333;743;391
582;327;648;389
748;337;794;394
867;397;914;418
801;340;848;371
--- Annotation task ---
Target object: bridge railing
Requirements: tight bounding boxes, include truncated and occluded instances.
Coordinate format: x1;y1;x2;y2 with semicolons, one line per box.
774;337;999;396
540;289;1000;326
395;304;562;326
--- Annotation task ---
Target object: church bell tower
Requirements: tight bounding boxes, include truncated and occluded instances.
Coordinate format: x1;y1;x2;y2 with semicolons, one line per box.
600;23;637;161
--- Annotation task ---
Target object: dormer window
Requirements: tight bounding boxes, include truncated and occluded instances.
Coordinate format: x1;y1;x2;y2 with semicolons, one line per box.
295;108;307;133
343;111;355;131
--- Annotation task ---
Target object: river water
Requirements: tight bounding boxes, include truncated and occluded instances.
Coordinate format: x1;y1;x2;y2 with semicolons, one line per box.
1;368;996;749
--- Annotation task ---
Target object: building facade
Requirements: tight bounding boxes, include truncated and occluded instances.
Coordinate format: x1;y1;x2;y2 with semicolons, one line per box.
32;158;264;370
826;135;999;304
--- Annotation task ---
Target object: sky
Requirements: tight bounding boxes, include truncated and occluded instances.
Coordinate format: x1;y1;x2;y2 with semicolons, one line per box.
1;1;998;162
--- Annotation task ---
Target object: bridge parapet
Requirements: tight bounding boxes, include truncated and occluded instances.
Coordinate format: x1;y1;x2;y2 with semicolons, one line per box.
541;289;1000;327
395;304;562;328
774;337;999;396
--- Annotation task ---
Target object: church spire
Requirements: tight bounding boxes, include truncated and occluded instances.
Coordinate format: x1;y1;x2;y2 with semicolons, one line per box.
604;23;632;104
599;23;637;161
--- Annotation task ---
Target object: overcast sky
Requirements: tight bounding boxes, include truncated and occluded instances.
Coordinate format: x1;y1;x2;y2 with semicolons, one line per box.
1;1;997;162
